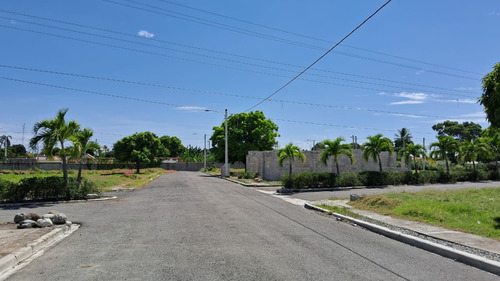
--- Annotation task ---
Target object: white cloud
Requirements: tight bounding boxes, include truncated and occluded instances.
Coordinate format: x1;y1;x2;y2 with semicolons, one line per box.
389;100;425;105
176;106;208;112
387;92;434;106
435;98;477;104
137;30;154;38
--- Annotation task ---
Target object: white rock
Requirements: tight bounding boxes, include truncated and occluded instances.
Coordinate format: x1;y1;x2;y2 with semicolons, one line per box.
52;213;67;224
36;218;54;227
85;194;99;199
42;214;55;220
65;221;72;226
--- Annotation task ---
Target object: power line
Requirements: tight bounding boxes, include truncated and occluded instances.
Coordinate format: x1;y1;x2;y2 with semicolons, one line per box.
0;9;480;92
103;0;479;79
155;0;479;76
0;64;461;119
0;23;477;99
0;76;434;136
245;0;393;111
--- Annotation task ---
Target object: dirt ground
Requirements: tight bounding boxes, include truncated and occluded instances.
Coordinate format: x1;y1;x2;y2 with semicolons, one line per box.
0;222;56;259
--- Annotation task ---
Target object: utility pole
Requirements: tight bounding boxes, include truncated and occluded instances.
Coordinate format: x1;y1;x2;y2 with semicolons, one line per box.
204;134;207;172
422;137;426;171
223;109;229;177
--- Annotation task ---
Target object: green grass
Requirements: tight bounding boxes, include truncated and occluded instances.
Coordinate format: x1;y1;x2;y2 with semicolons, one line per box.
315;204;363;219
0;168;168;191
349;188;500;240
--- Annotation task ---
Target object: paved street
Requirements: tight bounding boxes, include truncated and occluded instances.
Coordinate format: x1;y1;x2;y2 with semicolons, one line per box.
1;172;498;280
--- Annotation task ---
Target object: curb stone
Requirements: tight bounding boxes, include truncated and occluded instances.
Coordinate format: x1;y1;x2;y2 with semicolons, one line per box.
304;203;500;276
0;224;79;278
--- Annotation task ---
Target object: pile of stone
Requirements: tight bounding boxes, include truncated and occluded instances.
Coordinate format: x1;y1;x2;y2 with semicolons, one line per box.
14;211;72;229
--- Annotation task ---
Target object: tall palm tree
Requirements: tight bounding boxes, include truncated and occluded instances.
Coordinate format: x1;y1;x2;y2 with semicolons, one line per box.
458;138;488;173
394;128;413;151
70;128;100;189
30;108;80;197
319;137;355;174
429;135;459;176
399;143;427;175
0;135;12;160
362;134;394;173
277;143;306;177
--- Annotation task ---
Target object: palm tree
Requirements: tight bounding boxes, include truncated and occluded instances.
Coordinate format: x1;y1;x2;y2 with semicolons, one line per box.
70;128;100;189
0;135;12;160
394;128;413;152
277;143;306;177
30;108;80;198
362;134;394;172
458;138;488;173
429;136;459;176
399;143;427;175
319;137;355;174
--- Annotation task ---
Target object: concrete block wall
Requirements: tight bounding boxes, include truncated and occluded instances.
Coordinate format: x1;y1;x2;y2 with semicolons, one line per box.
247;149;401;181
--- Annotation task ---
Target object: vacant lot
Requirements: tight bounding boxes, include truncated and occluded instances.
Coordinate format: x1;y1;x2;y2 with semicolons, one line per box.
345;188;500;240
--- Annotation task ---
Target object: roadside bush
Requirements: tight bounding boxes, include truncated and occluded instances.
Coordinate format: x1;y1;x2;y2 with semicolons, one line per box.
282;172;336;189
1;176;100;203
337;172;361;187
358;171;388;186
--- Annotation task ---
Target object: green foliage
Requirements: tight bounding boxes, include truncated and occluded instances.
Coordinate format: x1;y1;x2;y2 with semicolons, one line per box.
480;62;500;128
319;137;355;174
277;143;306;177
210;111;279;165
361;134;394;172
432;120;482;142
113;131;167;173
0;176;100;202
394;128;413;152
281;172;336;189
160;135;185;157
337;172;361;187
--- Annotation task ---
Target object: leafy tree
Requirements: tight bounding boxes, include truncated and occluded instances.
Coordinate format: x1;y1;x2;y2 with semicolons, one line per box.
432;120;482;141
429;136;459;176
399;143;427;175
361;134;394;173
479;62;500;128
394;128;413;152
181;145;204;162
210;111;278;165
277;143;306;177
458;138;488;174
30;108;80;198
113;131;167;174
160;135;185;157
319;137;355;174
482;127;500;174
69;128;100;188
10;144;27;157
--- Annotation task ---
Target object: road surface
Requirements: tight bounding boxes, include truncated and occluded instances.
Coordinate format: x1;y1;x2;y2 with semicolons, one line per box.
1;172;497;280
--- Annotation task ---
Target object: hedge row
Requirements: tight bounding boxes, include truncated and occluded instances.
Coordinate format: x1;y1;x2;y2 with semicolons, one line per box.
281;169;500;189
0;177;101;203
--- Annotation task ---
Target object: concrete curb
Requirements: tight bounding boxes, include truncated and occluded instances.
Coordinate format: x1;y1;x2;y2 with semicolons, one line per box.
0;224;79;278
304;203;500;276
0;196;117;208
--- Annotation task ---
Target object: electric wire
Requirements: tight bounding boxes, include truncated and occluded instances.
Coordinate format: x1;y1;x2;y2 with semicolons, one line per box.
245;0;393;111
155;0;479;75
0;9;480;95
0;64;461;120
103;0;479;80
0;76;432;135
0;22;477;99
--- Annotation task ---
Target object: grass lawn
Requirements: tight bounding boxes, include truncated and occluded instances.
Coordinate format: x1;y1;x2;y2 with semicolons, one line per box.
0;168;170;192
342;188;500;240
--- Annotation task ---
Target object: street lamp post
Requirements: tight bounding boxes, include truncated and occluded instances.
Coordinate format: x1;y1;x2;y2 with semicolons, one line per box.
204;134;207;172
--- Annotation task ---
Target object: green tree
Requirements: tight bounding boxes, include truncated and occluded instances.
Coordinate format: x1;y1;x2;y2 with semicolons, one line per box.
361;134;394;173
277;143;306;177
458;138;488;174
319;137;355;174
394;128;413;152
10;144;27;157
30;108;80;199
399;143;427;175
69;128;100;188
113;131;167;174
429;136;459;176
432;121;482;142
482;127;500;174
210;111;278;165
479;62;500;128
160;135;185;157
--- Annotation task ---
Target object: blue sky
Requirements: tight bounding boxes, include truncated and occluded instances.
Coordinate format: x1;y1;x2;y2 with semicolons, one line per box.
1;0;499;152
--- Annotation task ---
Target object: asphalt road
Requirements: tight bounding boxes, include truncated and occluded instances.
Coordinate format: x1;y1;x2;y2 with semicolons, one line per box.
1;172;498;280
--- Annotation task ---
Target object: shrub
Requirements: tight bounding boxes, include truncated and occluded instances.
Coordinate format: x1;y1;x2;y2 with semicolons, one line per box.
337;172;361;187
282;172;336;189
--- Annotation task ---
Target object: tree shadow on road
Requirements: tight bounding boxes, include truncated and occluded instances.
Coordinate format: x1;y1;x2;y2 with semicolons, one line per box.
494;217;500;229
